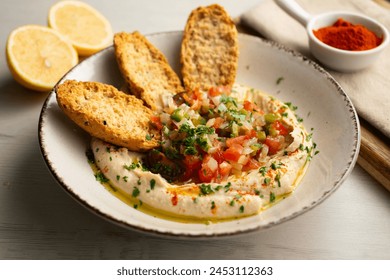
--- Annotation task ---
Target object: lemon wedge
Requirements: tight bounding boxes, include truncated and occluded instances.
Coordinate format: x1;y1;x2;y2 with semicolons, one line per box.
6;25;78;92
48;0;113;56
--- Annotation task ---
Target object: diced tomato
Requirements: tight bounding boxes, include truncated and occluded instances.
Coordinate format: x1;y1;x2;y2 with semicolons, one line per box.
208;86;230;97
272;120;289;136
171;193;178;206
212;117;225;129
223;144;243;162
184;155;202;168
226;136;247;147
181;92;194;104
243;100;263;113
181;155;202;181
265;136;281;155
243;100;255;111
193;89;203;100
150;115;163;130
242;158;261;171
183;89;202;106
245;129;257;138
190;100;201;110
211;148;224;164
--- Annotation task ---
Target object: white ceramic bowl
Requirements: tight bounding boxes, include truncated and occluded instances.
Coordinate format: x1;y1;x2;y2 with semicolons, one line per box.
276;0;389;72
39;32;360;238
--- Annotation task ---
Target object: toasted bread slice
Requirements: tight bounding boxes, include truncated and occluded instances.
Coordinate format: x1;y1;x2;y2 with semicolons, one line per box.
56;80;161;151
181;4;239;92
114;31;184;111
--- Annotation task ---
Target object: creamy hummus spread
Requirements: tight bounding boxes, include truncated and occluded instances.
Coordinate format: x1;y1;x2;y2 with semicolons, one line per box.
91;84;314;221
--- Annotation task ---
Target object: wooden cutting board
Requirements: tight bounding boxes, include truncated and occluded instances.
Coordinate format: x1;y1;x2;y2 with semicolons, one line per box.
358;119;390;191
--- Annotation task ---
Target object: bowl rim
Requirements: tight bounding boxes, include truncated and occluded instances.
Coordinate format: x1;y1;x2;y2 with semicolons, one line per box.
38;31;361;238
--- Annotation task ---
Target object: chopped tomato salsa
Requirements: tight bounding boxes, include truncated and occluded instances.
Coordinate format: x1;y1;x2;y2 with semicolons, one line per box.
146;86;293;183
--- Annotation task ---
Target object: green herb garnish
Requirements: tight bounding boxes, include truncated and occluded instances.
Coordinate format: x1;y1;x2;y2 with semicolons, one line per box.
132;187;140;198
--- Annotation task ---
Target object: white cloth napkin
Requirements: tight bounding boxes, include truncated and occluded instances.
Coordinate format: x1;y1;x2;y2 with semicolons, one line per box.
241;0;390;139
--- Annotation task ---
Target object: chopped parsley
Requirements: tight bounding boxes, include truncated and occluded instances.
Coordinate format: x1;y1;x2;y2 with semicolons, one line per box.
220;95;238;107
124;162;140;170
132;187;140;198
85;149;95;164
271;162;281;170
95;172;109;183
239;205;245;213
224;182;232;192
259;166;267;176
276;76;284;85
199;184;214;196
275;173;281;188
285;102;298;111
270;192;276;203
150;179;156;190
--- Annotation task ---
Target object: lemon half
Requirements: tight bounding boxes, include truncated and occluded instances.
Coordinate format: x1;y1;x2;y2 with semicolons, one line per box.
6;25;78;92
48;0;113;56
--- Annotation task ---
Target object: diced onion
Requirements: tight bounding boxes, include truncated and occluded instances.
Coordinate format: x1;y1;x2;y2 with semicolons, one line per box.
207;157;218;171
206;118;216;127
231;162;243;172
179;103;190;111
244;138;257;147
162;139;171;149
202;98;210;108
210;95;222;106
219;122;228;129
207;146;218;154
259;145;269;160
242;147;253;155
160;113;171;124
162;95;177;114
241;121;253;131
238;155;249;165
217;103;227;112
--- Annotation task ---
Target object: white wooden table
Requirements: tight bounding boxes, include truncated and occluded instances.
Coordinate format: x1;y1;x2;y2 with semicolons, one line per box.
0;0;389;260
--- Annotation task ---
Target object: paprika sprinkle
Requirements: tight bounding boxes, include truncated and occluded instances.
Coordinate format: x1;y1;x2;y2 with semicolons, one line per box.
313;18;383;51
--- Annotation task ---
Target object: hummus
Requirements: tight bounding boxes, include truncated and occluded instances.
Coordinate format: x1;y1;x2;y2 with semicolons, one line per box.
91;84;314;221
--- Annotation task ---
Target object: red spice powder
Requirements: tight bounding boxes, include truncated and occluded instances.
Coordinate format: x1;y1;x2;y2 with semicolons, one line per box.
313;18;383;51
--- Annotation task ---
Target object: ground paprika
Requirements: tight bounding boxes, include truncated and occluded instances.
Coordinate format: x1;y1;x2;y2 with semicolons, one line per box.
313;18;383;51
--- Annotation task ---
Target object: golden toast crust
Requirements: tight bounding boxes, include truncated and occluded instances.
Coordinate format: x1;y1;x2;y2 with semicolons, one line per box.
114;31;184;111
56;80;160;151
181;4;239;92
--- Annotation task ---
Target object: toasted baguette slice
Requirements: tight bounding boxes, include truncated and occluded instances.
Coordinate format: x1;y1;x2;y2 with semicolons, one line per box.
181;4;239;92
56;80;161;151
114;31;184;111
